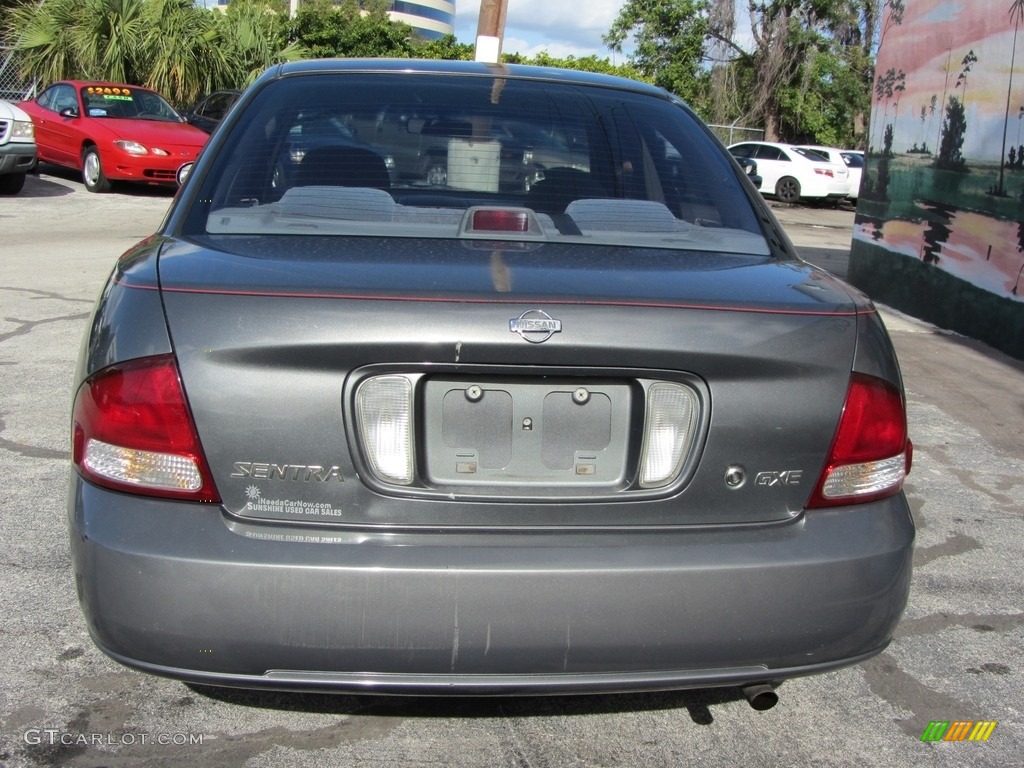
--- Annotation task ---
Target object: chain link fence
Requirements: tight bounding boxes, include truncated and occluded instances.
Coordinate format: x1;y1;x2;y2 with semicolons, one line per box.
1;46;37;102
707;123;764;146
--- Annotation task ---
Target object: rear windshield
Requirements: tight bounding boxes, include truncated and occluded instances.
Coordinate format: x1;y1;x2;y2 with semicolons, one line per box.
183;72;767;255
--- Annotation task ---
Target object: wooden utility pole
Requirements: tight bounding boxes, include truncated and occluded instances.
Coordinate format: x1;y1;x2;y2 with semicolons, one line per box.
475;0;509;63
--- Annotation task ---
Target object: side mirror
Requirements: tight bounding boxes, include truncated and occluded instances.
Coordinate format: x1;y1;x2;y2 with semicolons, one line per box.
59;106;79;119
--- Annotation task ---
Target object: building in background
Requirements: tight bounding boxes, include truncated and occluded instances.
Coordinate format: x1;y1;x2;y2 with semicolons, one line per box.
386;1;455;40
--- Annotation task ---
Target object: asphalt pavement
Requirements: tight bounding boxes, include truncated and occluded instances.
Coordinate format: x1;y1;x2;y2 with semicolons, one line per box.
0;172;1021;768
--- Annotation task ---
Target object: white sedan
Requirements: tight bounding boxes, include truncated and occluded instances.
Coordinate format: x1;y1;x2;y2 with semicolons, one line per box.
839;150;864;200
798;145;864;201
728;141;849;204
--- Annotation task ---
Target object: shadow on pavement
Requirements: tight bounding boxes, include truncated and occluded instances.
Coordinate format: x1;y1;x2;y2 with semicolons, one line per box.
21;163;178;199
186;683;763;726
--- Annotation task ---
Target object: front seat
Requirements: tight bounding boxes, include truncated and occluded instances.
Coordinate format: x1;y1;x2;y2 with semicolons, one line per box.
527;167;607;214
296;146;391;189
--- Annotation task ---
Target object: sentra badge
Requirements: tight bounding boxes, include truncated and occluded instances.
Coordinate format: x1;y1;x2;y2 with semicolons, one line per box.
231;462;343;482
509;309;562;343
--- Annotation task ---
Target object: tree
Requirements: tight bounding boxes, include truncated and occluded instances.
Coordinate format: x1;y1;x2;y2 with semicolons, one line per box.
287;0;417;59
604;0;883;146
6;0;148;85
603;0;712;113
213;0;302;91
508;51;646;81
777;42;867;146
926;94;938;151
996;0;1024;195
0;0;32;16
140;0;232;106
954;49;978;105
416;34;474;61
936;95;967;172
879;0;904;46
7;0;300;106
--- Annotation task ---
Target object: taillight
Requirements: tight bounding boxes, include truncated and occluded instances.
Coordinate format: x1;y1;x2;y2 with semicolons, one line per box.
72;355;220;502
472;209;531;232
460;206;543;238
355;375;415;485
638;382;700;488
806;372;911;508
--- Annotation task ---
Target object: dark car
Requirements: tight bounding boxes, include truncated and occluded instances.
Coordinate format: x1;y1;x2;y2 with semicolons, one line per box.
271;110;397;189
69;60;913;705
180;89;242;134
735;156;762;189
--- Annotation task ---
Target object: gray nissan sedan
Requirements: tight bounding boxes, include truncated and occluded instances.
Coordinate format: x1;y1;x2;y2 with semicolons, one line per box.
69;59;914;707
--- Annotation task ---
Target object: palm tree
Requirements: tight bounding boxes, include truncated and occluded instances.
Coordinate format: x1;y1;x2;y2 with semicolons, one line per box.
9;0;150;87
955;49;978;105
937;48;953;151
892;69;906;139
880;0;905;47
926;94;938;153
139;0;228;106
216;0;304;88
997;0;1024;196
874;67;896;142
8;0;303;106
8;0;143;85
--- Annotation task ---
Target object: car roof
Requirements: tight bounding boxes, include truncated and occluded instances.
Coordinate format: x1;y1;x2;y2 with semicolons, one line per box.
55;80;160;94
265;58;671;99
728;140;808;152
729;140;831;154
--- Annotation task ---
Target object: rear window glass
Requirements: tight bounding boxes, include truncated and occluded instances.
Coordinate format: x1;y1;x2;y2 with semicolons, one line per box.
842;152;864;168
793;147;827;161
183;72;767;255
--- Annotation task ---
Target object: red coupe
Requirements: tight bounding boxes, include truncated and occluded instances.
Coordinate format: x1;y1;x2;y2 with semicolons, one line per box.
19;81;208;192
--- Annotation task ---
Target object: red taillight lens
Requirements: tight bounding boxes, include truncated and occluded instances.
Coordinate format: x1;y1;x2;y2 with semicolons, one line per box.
806;372;910;509
72;355;220;502
472;209;531;232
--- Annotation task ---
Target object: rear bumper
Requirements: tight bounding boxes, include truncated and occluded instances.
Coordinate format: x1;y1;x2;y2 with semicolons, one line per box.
69;478;914;695
796;178;848;200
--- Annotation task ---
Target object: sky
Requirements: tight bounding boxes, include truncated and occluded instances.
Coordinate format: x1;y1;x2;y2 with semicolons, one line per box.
453;0;630;60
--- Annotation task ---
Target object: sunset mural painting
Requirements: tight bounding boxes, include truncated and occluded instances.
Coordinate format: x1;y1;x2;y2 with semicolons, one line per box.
849;0;1024;359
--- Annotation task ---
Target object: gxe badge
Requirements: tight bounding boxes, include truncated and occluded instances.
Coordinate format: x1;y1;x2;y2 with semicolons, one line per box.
509;309;562;343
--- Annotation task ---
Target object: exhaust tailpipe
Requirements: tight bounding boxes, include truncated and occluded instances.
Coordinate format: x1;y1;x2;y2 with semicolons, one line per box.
741;683;779;711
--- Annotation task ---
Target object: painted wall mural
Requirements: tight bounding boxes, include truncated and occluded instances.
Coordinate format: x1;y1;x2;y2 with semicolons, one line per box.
849;0;1024;359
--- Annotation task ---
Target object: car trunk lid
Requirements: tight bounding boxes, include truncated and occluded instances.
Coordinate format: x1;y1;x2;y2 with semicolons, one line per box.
156;236;865;528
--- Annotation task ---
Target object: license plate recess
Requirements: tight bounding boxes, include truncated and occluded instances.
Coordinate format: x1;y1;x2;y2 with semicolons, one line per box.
423;377;632;488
